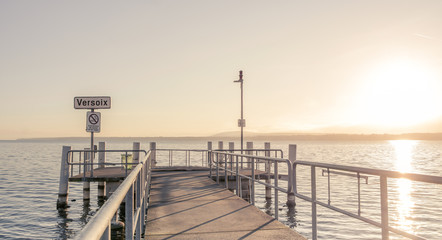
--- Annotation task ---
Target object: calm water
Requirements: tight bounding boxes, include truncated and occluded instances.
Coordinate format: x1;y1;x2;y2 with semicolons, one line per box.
0;139;441;239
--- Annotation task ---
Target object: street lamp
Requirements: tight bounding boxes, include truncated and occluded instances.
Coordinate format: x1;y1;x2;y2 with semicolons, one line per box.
234;70;245;155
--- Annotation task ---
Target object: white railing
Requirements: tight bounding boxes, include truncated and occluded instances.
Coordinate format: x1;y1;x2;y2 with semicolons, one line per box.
293;160;442;240
210;150;292;220
68;143;442;240
73;150;152;240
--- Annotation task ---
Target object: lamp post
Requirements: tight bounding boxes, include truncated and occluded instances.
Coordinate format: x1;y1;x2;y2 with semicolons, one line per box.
234;70;245;155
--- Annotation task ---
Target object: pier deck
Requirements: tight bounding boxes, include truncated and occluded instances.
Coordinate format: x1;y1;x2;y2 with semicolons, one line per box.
145;170;305;240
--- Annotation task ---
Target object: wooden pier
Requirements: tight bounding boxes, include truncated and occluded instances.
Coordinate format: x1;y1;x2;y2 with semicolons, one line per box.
145;169;305;239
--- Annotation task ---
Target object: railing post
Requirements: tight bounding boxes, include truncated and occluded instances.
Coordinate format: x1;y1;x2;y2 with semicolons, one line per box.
311;166;317;240
287;144;296;208
380;176;389;240
274;161;279;220
208;141;212;178
251;156;255;205
136;173;142;240
102;220;111;240
57;146;71;208
126;183;134;240
216;153;220;184
98;142;106;201
264;142;271;200
150;142;156;167
225;152;228;189
236;155;240;197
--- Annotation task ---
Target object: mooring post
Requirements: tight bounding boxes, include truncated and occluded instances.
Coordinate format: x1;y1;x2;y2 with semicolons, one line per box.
264;142;271;200
57;146;71;208
133;142;140;165
218;141;223;167
97;142;106;201
246;142;253;169
208;141;212;177
287;144;297;208
150;142;157;167
83;148;91;202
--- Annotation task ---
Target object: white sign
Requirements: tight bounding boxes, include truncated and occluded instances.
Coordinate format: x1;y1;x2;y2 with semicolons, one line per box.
238;119;246;127
86;111;101;133
74;96;111;109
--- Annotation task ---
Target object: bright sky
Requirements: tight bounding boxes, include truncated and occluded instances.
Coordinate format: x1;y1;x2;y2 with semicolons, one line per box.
1;1;442;140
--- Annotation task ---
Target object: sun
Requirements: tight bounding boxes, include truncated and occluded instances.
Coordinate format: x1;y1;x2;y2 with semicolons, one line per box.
357;58;438;127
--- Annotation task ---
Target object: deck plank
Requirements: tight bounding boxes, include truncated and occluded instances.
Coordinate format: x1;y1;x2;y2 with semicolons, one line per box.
145;170;305;240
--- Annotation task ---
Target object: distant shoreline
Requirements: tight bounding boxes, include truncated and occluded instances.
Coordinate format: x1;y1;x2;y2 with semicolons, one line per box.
4;132;442;142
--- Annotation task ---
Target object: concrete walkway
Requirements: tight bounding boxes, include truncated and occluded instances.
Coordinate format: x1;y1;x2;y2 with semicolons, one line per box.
145;170;306;240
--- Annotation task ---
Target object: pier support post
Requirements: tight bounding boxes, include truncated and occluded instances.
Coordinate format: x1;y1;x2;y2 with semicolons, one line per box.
264;142;271;200
98;142;106;201
57;146;71;208
83;148;91;202
287;144;297;208
246;142;253;169
228;142;234;173
133;142;140;164
218;141;223;168
150;142;157;167
208;142;212;177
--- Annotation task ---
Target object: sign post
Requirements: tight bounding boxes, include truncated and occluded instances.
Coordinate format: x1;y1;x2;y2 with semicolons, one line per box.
74;96;111;177
234;71;245;155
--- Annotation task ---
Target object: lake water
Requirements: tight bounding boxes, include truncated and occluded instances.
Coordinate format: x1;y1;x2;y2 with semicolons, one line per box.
0;139;441;239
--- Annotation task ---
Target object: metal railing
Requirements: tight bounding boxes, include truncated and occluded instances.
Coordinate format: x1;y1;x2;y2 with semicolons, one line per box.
73;150;152;240
155;149;207;167
66;149;148;178
210;150;292;220
68;144;442;240
293;160;442;240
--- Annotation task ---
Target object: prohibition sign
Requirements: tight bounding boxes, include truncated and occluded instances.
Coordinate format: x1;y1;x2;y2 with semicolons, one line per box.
86;111;101;133
89;113;99;125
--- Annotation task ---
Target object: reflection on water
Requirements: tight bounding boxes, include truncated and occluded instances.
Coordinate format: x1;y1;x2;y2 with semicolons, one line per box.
390;140;417;234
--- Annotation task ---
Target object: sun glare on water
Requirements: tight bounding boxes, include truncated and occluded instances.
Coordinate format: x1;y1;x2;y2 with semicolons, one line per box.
359;59;438;128
390;140;418;234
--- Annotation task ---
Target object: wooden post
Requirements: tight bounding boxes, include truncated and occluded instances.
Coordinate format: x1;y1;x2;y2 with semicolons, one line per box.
98;142;106;201
57;146;71;208
264;142;271;200
150;142;156;167
83;148;90;202
287;144;297;207
133;142;140;164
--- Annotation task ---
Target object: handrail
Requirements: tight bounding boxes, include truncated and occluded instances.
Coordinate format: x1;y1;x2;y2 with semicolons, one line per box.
296;160;442;184
74;150;152;240
293;160;442;240
66;149;148;178
210;150;292;220
155;148;208;167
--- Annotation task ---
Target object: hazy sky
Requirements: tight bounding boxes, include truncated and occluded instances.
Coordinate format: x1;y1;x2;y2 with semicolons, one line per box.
2;1;442;139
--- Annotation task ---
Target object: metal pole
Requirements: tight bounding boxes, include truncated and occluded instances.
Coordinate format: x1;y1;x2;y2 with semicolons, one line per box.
380;176;389;240
240;71;243;155
90;109;94;177
234;70;244;155
311;166;317;240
